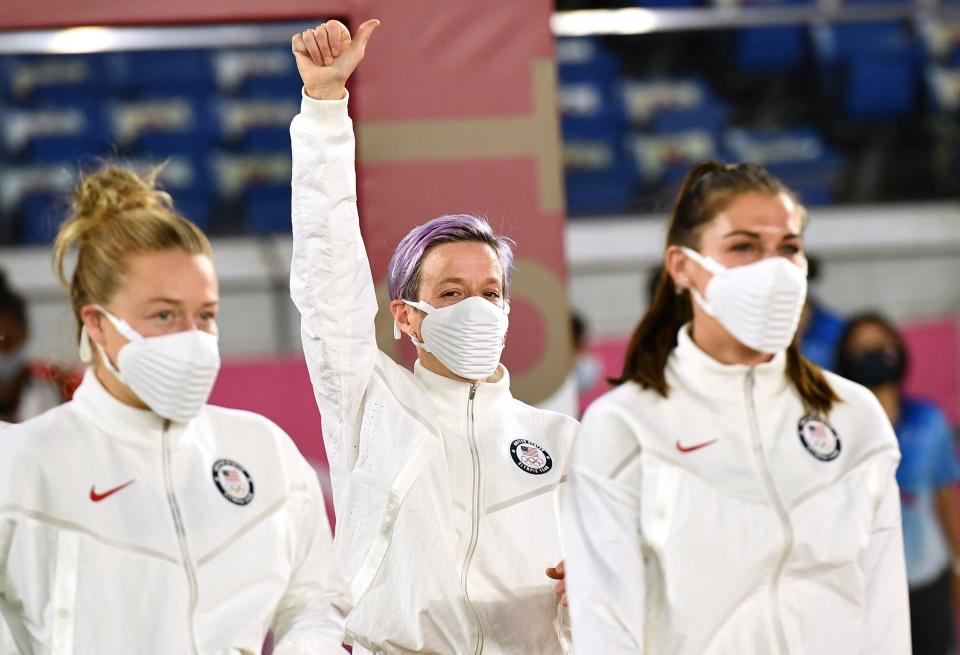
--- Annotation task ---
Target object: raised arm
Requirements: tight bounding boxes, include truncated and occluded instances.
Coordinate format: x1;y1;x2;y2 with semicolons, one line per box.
289;20;381;478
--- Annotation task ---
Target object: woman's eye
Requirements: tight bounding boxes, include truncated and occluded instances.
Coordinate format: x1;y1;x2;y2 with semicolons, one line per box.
441;290;460;298
484;291;501;299
730;242;756;253
199;312;216;322
155;311;173;321
781;244;801;255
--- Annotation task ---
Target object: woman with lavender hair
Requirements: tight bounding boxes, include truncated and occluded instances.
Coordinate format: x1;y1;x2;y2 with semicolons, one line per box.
289;19;578;655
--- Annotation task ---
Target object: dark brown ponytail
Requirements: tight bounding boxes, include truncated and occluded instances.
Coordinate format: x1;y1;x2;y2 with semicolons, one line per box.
614;161;840;415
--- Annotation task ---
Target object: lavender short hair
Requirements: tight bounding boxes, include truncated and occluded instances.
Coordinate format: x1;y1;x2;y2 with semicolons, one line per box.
387;214;515;302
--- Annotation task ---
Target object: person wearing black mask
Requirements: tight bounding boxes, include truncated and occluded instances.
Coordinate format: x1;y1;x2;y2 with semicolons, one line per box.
837;312;960;655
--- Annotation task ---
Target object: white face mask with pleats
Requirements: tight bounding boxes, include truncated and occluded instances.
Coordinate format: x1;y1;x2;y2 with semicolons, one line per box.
82;305;221;422
396;296;509;381
681;247;808;355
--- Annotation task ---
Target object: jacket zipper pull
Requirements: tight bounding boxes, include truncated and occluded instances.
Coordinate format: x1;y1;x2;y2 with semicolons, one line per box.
469;383;478;401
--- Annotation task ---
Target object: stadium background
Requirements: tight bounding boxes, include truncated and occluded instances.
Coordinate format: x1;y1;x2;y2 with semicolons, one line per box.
0;0;958;514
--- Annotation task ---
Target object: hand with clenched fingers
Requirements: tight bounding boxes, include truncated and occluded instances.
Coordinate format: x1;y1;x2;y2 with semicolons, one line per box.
291;18;380;101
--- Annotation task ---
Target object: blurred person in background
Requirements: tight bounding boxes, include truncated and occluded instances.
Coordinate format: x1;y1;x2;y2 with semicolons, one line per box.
0;270;75;422
798;254;845;370
538;310;601;418
570;310;603;402
563;162;909;654
0;166;348;654
837;312;960;655
290;20;578;653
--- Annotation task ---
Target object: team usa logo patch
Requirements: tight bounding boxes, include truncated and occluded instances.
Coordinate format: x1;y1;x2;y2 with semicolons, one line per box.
510;439;553;475
798;416;841;462
212;459;255;505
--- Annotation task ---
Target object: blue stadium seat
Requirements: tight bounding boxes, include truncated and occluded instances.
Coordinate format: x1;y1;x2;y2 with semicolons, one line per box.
20;194;64;244
620;77;717;127
557;38;620;85
244;185;291;234
735;26;807;74
213;48;301;98
628;128;720;184
170;190;213;232
845;54;920;119
650;102;729;143
217;99;298;153
768;156;842;206
813;21;923;120
4;106;105;164
1;55;106;106
109;97;215;158
565;171;637;216
724;126;842;204
106;50;214;95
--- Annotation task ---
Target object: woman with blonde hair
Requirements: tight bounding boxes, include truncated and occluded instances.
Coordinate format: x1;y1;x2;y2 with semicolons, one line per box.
0;166;348;654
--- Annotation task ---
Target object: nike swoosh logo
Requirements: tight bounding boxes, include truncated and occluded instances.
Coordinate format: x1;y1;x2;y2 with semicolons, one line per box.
676;439;718;453
90;480;135;502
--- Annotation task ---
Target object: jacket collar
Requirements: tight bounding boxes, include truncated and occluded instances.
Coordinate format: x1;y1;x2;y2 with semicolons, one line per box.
668;324;791;403
413;359;514;419
71;368;188;450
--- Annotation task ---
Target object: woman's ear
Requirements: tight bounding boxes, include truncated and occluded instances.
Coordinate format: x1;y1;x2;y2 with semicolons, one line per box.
664;245;691;292
80;305;106;348
389;300;416;340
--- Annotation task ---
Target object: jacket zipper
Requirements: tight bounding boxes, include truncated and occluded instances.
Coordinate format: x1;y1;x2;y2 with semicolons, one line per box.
744;371;792;655
161;419;200;655
461;383;485;655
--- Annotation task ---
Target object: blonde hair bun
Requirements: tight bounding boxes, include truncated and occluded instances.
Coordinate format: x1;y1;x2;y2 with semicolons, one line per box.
71;166;173;227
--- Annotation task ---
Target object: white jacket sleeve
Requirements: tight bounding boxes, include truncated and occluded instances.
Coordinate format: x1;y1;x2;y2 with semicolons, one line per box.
271;458;350;654
562;402;646;654
859;474;911;655
290;90;379;479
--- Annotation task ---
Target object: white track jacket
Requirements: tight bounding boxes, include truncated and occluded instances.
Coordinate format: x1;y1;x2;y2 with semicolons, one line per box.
563;326;910;655
0;370;348;654
290;92;578;654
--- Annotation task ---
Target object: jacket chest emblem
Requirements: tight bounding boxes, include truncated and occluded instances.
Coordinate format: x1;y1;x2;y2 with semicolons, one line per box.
212;459;255;505
798;416;841;462
510;439;553;475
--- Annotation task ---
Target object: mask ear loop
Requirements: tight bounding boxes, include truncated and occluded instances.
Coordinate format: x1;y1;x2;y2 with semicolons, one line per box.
678;247;722;318
395;299;433;343
79;325;93;364
82;306;142;381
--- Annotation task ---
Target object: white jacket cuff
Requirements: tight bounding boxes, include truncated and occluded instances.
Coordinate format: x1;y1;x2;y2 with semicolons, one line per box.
300;87;350;121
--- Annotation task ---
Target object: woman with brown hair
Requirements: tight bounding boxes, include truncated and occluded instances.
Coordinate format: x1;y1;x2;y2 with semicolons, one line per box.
562;162;909;654
0;166;348;653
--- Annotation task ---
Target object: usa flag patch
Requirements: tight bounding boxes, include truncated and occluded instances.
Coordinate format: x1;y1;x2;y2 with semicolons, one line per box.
798;416;841;462
212;459;255;505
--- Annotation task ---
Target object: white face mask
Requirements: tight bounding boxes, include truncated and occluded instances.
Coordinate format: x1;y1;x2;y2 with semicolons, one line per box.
0;346;27;386
397;296;510;381
85;306;221;422
681;247;808;355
